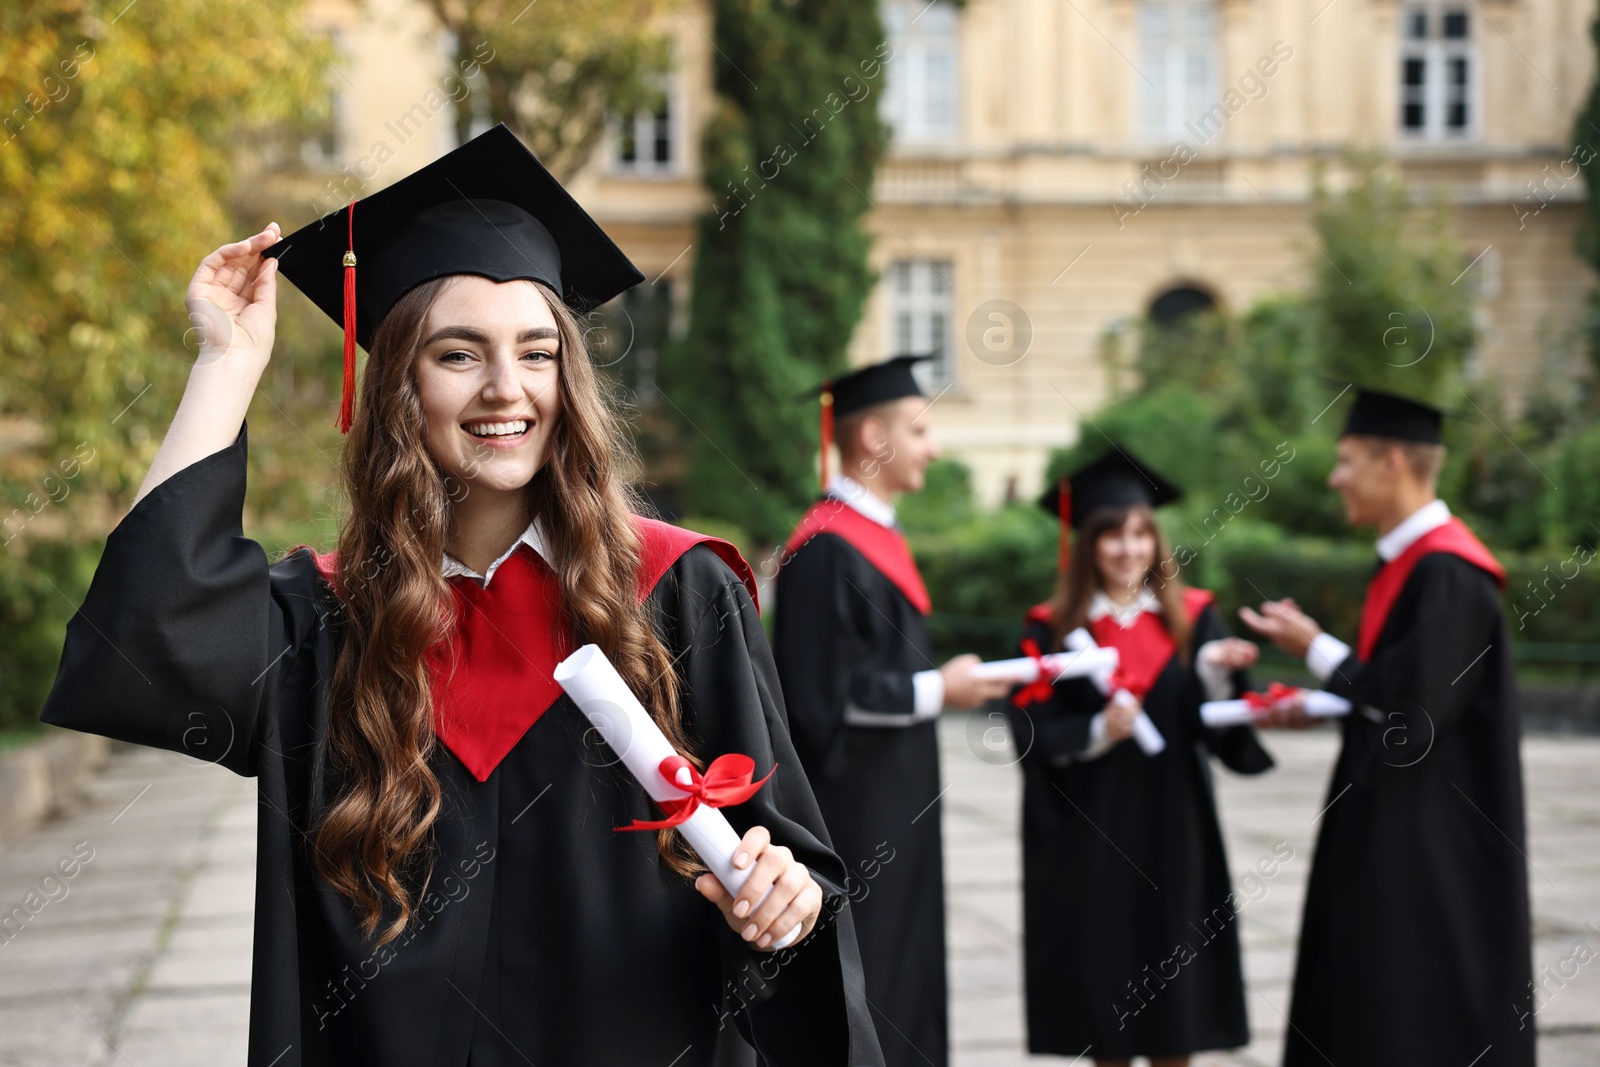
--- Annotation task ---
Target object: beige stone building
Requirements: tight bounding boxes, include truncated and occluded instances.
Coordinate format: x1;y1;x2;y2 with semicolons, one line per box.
304;0;1597;507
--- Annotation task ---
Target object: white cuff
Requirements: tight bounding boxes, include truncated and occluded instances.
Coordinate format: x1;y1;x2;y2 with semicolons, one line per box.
1306;633;1351;683
1194;640;1234;703
1078;711;1116;761
911;670;945;718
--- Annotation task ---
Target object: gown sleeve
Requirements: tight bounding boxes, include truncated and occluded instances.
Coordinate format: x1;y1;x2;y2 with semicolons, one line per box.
773;535;921;777
38;424;326;777
1319;553;1502;745
652;545;886;1067
1188;604;1275;775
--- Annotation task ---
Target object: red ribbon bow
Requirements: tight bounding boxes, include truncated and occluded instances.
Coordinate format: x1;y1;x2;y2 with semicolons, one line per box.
1011;638;1057;708
1243;682;1302;712
615;754;775;832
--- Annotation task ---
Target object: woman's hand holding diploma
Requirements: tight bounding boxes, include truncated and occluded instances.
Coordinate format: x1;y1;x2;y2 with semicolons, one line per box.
135;225;282;506
695;825;825;950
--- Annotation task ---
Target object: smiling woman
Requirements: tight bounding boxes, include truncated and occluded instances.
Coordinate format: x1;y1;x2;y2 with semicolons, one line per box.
38;125;883;1066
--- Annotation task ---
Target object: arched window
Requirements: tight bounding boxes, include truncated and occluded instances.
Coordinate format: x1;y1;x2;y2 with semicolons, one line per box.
1149;285;1217;325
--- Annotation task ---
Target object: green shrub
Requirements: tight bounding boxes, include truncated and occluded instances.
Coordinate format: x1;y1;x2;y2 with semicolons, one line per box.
0;538;103;734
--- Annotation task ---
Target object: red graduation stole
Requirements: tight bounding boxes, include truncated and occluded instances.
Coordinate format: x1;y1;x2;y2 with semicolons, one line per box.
307;517;757;782
1024;587;1213;698
1355;516;1505;663
783;498;931;615
1089;588;1214;698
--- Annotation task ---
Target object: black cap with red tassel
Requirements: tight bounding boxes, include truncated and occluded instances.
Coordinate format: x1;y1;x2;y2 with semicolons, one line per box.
338;201;358;434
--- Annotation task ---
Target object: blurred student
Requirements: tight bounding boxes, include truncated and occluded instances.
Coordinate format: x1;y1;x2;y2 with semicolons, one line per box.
1010;449;1274;1067
773;355;1013;1067
1241;388;1533;1067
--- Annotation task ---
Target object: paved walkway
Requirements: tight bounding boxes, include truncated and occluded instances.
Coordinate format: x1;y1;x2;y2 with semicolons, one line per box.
0;722;1595;1066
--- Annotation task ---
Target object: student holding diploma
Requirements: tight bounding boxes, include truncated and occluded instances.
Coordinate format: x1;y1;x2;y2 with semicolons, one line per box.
1240;388;1534;1067
773;355;1013;1067
39;128;883;1066
1009;449;1273;1066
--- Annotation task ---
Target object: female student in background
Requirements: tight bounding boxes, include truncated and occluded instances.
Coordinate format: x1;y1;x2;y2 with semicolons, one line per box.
1008;449;1274;1067
41;127;882;1066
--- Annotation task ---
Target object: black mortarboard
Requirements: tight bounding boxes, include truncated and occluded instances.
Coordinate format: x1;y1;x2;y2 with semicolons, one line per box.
1339;387;1444;444
803;355;931;488
1038;448;1183;573
1038;448;1184;528
263;124;644;431
805;354;931;417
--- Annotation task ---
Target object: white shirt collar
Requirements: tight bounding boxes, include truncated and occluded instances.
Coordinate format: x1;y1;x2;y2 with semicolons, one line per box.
1376;499;1451;562
826;474;897;529
442;520;549;587
1086;588;1160;629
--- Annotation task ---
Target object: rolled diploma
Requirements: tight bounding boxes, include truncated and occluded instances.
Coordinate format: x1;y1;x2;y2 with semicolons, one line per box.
554;643;801;950
1200;690;1352;728
1063;628;1166;756
970;646;1120;683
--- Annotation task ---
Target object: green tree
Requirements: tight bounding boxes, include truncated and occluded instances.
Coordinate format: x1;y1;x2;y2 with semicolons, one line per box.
1309;155;1475;405
664;0;891;543
425;0;673;180
0;0;327;730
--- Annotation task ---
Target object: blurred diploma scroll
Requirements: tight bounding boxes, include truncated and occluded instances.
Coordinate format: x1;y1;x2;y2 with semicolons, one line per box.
1063;627;1166;756
554;643;802;950
970;645;1120;683
1200;689;1351;728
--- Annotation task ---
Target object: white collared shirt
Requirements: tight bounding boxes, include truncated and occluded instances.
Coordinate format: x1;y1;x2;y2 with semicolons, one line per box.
442;521;548;587
1376;498;1451;562
1086;589;1161;629
825;474;947;721
1304;499;1452;681
826;474;897;528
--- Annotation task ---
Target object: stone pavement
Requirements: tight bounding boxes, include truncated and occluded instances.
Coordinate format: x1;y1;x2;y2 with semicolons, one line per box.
0;723;1595;1066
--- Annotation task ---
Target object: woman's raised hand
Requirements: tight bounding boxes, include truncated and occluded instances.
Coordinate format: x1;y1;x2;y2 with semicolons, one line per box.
695;825;824;951
184;223;281;370
131;224;286;508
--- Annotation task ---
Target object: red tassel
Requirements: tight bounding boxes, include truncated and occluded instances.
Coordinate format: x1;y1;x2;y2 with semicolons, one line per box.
337;201;358;434
819;385;834;491
1057;481;1072;575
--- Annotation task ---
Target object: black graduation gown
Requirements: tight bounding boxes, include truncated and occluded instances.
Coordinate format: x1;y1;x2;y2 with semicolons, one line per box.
1006;603;1274;1059
1283;553;1534;1067
771;530;948;1067
38;427;885;1067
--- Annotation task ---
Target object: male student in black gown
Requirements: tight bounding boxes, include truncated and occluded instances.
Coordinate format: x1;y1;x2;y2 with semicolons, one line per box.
1240;388;1534;1067
773;355;1013;1067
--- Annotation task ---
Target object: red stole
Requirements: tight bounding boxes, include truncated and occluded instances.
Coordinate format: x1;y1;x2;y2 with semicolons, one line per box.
1090;588;1214;697
305;517;757;782
1356;516;1505;663
783;498;931;615
1024;588;1214;698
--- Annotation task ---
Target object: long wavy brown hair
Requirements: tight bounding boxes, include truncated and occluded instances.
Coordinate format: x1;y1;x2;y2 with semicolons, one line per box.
1046;503;1194;662
312;276;697;944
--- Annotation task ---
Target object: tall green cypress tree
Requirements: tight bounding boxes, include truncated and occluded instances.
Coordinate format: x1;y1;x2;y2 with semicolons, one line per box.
663;0;890;543
1572;5;1600;400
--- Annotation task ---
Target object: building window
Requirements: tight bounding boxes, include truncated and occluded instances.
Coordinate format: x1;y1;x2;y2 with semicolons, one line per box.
591;281;675;403
301;29;347;167
1138;1;1218;142
1399;5;1474;139
611;84;677;175
882;0;961;144
1149;285;1216;326
884;259;954;388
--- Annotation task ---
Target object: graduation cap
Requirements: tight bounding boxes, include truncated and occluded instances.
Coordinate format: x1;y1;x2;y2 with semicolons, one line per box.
1339;387;1445;445
263;124;644;432
802;355;931;489
1038;448;1184;573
